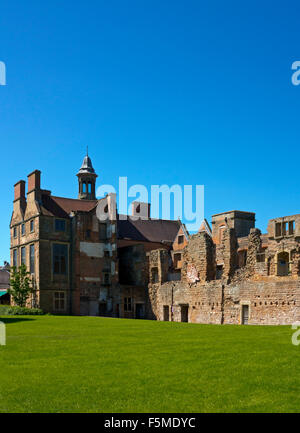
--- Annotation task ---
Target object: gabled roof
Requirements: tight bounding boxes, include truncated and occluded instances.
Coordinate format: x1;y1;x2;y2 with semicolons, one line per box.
40;192;180;244
117;216;181;243
41;194;98;218
198;219;212;236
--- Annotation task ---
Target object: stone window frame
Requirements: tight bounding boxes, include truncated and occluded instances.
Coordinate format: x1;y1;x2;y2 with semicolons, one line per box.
124;297;133;312
274;220;295;239
173;252;182;268
275;250;292;276
12;248;18;267
177;235;184;245
256;247;267;263
21;246;26;266
240;301;251;325
53;291;66;312
21;223;25;236
30;219;35;233
13;226;17;238
51;242;69;278
29;244;35;274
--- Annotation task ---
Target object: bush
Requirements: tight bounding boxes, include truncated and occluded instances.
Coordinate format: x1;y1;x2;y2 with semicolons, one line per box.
0;305;45;315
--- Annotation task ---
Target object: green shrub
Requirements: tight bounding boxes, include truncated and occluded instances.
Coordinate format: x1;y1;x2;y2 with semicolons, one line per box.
0;305;44;315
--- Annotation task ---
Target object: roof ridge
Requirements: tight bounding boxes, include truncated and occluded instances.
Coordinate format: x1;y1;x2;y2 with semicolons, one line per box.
51;195;98;202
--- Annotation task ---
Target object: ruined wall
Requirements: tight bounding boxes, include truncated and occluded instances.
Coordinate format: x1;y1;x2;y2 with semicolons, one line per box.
151;277;300;325
152;280;223;324
148;220;300;325
181;232;216;283
219;228;238;280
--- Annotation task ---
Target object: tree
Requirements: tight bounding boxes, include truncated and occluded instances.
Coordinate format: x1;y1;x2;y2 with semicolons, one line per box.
8;265;34;307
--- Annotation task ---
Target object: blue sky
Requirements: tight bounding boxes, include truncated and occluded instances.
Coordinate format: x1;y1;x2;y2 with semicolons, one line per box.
1;1;300;263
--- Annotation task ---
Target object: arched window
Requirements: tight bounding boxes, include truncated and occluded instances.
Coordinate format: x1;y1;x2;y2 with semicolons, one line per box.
82;182;87;193
88;182;92;193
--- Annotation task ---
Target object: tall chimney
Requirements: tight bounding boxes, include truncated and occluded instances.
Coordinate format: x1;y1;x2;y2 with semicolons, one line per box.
13;180;26;218
14;180;25;202
27;170;41;193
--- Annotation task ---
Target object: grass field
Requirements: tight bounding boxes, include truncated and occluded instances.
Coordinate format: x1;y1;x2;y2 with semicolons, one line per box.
0;315;299;413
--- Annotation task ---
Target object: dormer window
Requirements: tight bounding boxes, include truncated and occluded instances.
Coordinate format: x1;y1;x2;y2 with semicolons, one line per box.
21;223;25;236
178;235;184;244
30;220;34;232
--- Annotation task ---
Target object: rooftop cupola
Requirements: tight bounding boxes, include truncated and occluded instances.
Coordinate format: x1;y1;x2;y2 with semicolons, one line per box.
77;149;98;200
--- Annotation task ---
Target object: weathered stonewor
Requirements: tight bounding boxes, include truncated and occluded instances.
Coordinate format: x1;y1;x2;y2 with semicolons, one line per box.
220;228;238;281
148;249;170;319
291;248;300;276
181;232;216;283
149;249;169;284
245;228;262;275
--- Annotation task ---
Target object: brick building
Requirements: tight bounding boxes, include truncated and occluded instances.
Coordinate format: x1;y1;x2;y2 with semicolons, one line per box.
10;154;180;317
10;155;300;324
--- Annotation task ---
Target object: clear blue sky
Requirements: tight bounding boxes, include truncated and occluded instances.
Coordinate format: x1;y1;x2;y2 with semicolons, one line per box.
1;0;300;263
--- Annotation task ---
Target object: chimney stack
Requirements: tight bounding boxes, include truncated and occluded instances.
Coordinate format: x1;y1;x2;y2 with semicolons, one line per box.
131;201;151;220
27;170;41;193
14;180;25;202
13;180;26;217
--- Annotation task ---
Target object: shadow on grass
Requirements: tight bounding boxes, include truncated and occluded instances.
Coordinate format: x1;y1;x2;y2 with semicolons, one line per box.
0;317;36;324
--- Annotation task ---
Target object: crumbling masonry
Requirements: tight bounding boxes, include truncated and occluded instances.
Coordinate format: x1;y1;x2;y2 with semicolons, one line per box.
149;212;300;325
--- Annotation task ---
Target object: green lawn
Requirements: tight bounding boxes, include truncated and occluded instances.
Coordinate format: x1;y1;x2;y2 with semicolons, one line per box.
0;315;299;413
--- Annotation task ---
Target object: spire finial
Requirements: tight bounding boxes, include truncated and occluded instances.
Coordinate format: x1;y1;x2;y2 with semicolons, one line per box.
86;145;88;156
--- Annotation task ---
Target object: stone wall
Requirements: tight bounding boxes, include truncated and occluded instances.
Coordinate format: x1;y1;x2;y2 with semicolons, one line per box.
148;221;300;325
181;232;216;283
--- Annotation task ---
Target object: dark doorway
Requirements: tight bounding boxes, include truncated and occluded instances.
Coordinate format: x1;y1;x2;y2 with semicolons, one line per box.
242;305;249;325
181;305;189;322
163;305;169;321
216;265;223;280
115;303;119;318
99;302;107;316
0;293;10;305
135;303;144;319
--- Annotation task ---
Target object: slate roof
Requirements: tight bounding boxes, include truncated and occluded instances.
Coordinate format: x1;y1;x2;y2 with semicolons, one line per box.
40;192;181;244
117;216;181;243
41;194;98;217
